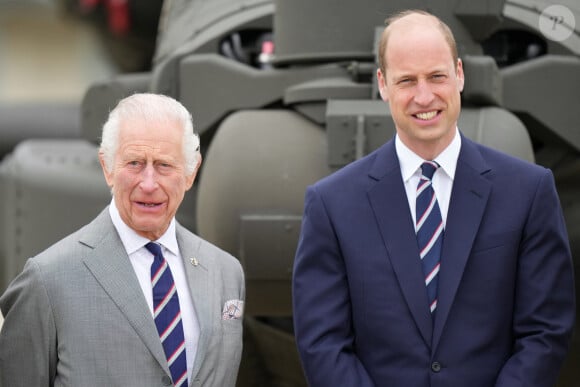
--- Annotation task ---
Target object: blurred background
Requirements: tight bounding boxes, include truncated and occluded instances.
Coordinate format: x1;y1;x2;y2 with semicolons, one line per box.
0;0;163;156
0;0;118;104
0;0;579;386
0;0;162;101
0;0;161;340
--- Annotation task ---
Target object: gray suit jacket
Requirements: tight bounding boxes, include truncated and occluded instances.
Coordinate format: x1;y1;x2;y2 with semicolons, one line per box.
0;208;245;387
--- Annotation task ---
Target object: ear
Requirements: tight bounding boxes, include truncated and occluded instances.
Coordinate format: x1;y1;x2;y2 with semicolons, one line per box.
185;154;202;191
98;152;114;188
377;69;388;101
456;58;465;92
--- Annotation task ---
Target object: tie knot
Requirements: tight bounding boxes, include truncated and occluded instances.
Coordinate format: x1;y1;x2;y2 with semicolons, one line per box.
145;242;162;258
421;161;439;180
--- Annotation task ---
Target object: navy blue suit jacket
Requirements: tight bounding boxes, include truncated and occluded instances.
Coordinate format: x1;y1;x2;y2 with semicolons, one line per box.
292;134;575;387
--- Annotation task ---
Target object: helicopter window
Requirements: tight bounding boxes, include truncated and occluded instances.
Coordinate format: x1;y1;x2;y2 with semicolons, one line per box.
219;29;274;69
482;29;547;68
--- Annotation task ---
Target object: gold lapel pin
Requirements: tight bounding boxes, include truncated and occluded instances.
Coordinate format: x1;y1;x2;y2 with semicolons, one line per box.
190;257;199;267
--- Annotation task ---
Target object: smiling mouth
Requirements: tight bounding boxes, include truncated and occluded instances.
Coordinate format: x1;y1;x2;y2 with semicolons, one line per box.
414;111;439;120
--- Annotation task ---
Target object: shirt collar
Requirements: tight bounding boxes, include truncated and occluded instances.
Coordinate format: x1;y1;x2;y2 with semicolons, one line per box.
108;198;179;256
396;128;461;182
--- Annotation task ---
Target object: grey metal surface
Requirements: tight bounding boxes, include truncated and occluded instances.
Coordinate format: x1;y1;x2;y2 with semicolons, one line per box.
152;0;274;97
81;73;151;144
1;0;579;385
0;140;110;292
0;103;81;158
502;55;580;153
196;109;332;318
273;0;485;65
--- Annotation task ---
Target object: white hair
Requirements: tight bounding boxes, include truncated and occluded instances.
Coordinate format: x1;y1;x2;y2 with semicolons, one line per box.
99;93;200;175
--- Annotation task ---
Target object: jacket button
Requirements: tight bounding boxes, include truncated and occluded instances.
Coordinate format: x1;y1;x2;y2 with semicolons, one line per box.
162;375;172;386
431;361;442;372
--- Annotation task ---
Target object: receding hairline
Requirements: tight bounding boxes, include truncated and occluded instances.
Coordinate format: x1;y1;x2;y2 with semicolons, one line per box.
378;10;458;75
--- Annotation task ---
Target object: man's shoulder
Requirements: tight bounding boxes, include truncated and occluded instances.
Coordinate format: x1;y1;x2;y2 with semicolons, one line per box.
176;224;242;274
29;208;112;269
467;137;547;176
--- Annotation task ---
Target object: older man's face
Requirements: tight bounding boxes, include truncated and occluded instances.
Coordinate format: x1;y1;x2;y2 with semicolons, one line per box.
100;117;196;240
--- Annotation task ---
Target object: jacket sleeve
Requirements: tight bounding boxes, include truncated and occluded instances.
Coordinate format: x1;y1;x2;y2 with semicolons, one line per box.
0;259;58;387
495;169;575;386
292;186;375;387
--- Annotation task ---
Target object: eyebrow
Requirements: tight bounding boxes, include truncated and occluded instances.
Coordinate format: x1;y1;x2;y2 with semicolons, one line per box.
392;68;449;80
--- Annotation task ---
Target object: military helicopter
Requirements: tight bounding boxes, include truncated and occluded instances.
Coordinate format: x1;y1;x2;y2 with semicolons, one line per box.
0;0;578;385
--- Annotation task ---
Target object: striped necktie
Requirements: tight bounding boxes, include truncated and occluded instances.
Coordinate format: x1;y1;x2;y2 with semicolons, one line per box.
145;242;188;387
416;161;444;315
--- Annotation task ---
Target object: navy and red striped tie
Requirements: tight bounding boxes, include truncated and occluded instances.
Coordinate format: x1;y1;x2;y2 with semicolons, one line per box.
146;242;188;387
416;161;444;316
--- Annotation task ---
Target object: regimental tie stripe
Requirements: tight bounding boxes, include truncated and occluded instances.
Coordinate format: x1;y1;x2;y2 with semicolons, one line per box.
158;309;182;342
415;161;444;315
173;371;188;387
146;242;188;387
419;222;444;259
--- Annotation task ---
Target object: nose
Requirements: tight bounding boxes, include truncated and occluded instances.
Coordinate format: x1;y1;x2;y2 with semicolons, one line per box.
414;80;435;106
140;164;158;192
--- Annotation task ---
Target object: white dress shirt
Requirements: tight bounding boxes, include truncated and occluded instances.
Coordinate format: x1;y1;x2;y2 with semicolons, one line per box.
108;199;199;381
395;128;461;230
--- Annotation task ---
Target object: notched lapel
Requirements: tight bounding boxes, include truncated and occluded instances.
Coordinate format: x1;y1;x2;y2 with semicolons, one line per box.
432;141;492;351
80;213;169;375
367;143;433;347
177;229;212;382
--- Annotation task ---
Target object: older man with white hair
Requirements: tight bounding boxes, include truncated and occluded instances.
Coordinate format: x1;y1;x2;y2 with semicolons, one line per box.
0;93;245;387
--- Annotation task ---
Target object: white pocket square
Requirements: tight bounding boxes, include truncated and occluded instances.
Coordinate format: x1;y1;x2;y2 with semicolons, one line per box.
222;299;244;320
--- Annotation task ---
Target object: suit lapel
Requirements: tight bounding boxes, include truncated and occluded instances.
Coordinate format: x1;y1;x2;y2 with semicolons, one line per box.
432;137;491;351
367;141;433;347
176;227;212;384
80;209;169;374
